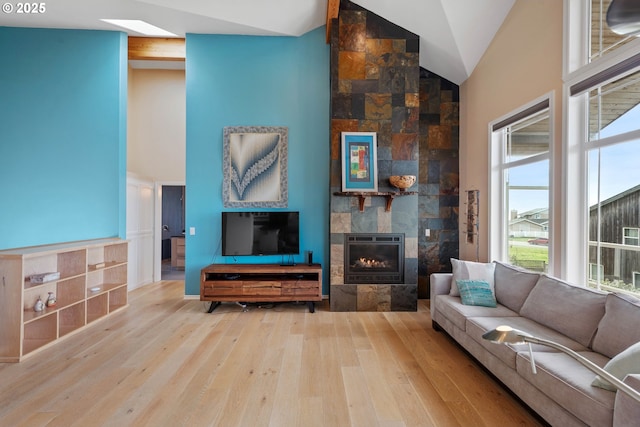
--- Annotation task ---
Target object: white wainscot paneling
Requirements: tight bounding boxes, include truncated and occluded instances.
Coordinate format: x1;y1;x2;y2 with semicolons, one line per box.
127;175;154;290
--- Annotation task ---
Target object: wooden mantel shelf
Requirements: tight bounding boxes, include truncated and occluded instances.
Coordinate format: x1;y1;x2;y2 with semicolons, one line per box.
333;191;418;212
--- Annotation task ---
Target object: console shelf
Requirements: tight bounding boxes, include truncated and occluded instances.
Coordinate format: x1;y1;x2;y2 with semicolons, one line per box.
0;238;128;362
200;263;322;313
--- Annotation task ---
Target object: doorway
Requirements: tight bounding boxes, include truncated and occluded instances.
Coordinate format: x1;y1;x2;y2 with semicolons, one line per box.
161;185;185;280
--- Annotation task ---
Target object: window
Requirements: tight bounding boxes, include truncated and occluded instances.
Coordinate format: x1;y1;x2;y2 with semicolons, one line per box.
589;263;604;281
586;125;640;294
583;57;640;296
565;0;640;296
624;228;640;246
490;96;552;273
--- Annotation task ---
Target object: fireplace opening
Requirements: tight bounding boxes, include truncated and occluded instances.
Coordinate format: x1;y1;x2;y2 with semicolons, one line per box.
344;233;404;284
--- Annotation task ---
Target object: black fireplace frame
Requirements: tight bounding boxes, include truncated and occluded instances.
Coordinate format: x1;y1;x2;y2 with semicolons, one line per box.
344;233;404;284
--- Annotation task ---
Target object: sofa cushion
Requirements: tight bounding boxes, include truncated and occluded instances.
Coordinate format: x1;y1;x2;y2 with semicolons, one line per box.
592;341;640;391
434;295;518;331
450;258;495;297
465;316;589;369
592;292;640;359
493;261;540;312
519;275;607;347
516;350;614;427
457;279;496;307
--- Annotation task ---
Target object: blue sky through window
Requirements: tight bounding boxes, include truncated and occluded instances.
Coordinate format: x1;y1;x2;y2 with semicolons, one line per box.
508;161;549;215
588;103;640;206
509;103;640;215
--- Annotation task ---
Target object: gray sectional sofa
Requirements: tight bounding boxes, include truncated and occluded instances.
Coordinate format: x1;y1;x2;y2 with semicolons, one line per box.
430;260;640;426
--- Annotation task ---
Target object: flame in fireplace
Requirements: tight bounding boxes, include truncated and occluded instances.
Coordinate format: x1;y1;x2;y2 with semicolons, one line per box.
353;257;390;269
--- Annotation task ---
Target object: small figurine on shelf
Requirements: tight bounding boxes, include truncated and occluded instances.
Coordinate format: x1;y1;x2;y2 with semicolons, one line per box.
46;292;57;307
33;296;45;312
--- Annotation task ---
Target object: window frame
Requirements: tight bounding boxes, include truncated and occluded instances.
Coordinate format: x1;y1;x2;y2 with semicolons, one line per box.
489;92;555;268
623;227;640;246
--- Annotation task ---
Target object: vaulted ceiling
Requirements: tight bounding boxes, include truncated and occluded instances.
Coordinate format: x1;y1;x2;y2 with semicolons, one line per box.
0;0;516;84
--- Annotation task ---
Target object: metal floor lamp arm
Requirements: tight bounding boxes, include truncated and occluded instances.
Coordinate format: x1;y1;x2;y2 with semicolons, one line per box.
524;336;640;404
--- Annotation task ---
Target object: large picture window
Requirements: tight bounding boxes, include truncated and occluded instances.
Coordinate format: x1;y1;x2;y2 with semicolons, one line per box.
586;84;640;294
565;0;640;296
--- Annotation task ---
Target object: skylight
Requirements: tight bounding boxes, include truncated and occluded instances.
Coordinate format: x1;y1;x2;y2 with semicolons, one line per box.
100;19;177;37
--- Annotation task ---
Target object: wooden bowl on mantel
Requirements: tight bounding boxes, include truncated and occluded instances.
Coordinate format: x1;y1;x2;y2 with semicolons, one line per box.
389;175;416;192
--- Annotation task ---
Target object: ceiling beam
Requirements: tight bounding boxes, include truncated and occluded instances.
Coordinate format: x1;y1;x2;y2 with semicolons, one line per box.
326;0;340;43
128;37;185;61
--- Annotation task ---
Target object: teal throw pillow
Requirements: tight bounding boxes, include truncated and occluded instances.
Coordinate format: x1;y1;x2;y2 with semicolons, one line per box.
457;279;497;308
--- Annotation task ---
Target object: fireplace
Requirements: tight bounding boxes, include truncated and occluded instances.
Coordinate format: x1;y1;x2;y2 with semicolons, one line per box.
344;233;404;284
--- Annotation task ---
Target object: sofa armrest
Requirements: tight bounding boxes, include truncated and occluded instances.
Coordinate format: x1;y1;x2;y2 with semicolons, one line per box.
430;273;452;319
613;374;640;427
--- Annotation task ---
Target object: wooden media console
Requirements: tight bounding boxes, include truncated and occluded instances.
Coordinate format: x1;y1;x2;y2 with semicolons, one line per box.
200;263;322;313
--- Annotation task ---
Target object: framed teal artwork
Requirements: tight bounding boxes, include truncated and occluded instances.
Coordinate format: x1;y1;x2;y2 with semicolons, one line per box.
341;132;378;192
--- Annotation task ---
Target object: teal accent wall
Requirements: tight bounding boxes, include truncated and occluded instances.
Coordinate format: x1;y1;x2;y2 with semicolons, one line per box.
185;28;330;295
0;27;127;250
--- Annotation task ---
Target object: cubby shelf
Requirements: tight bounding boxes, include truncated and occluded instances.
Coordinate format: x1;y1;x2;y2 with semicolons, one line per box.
0;238;128;362
333;191;418;212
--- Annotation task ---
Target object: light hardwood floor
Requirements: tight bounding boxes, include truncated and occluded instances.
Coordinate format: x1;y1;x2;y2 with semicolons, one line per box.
0;280;544;427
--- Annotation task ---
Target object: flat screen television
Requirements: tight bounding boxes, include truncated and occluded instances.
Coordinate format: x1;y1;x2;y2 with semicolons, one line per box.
221;211;300;256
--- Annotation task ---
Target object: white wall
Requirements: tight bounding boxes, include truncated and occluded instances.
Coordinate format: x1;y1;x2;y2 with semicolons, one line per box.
127;68;186;287
459;0;563;265
126;173;155;289
127;68;186;181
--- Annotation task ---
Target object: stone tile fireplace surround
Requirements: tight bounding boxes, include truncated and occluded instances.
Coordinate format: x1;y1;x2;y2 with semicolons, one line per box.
329;2;419;311
329;1;460;311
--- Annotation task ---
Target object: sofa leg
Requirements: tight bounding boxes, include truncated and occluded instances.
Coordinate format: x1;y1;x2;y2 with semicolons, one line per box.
432;320;443;331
